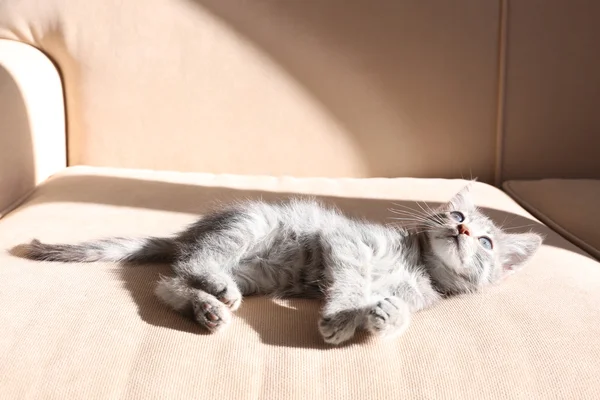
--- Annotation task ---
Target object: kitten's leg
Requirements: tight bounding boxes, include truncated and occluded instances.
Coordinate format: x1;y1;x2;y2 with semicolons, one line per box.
171;205;294;313
365;296;411;339
172;222;253;312
182;262;243;311
318;231;414;344
155;276;232;332
318;261;371;345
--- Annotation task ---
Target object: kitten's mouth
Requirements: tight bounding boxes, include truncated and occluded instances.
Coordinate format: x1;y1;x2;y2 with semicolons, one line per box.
451;235;465;264
450;235;460;249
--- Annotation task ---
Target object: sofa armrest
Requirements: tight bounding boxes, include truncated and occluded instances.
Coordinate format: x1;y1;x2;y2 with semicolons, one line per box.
0;39;66;217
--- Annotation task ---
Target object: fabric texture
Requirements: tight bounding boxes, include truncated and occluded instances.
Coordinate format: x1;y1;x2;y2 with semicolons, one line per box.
0;39;66;217
3;2;600;182
502;2;600;180
1;167;599;399
504;179;600;260
0;0;499;181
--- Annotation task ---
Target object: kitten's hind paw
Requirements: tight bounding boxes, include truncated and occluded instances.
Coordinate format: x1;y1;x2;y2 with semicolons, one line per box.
366;297;411;339
192;294;232;333
188;273;242;311
318;311;360;345
215;285;242;311
154;275;236;332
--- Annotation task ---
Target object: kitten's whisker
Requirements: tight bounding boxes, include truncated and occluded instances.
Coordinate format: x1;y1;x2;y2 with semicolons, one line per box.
414;201;437;221
389;203;430;218
387;207;427;215
387;211;432;224
422;201;438;216
387;209;429;218
502;224;537;231
389;217;424;224
414;201;430;215
502;214;521;228
389;218;438;229
391;224;435;232
387;214;431;223
388;206;443;226
414;201;445;226
500;213;510;228
402;224;436;230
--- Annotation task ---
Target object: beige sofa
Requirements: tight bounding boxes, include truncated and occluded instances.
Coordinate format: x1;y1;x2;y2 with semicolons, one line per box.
1;2;599;399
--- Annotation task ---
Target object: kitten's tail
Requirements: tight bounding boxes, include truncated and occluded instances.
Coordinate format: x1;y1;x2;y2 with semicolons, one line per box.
17;237;176;263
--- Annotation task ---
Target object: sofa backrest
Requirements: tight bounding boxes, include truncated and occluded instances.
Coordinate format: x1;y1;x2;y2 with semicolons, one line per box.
1;1;599;184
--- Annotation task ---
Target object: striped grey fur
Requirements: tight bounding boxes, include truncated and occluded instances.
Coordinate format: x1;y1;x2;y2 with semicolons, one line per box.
18;186;543;345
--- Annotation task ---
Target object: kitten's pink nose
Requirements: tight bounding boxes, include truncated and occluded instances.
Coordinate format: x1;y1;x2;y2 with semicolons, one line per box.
458;224;471;236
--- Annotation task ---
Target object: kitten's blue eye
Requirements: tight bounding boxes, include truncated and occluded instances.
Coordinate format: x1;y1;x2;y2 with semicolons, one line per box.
479;236;493;250
449;211;465;223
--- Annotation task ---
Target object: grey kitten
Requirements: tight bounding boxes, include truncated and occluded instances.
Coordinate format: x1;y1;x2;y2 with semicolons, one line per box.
18;185;542;345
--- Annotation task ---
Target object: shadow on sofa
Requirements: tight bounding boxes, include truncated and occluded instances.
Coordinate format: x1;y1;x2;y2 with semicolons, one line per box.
183;0;498;182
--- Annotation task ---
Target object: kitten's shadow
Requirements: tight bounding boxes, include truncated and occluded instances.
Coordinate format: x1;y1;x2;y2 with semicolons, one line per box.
117;264;205;335
234;296;330;349
118;263;365;349
235;296;370;349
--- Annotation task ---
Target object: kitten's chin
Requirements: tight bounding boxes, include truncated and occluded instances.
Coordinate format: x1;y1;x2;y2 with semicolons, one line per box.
428;233;463;269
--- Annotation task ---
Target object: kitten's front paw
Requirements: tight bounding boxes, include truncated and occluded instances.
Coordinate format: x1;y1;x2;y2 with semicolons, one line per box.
192;294;232;333
318;311;359;345
366;297;411;339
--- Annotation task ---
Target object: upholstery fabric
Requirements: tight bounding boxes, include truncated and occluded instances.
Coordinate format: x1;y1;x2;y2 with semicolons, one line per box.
3;2;600;182
0;39;66;217
0;1;500;181
504;179;600;260
502;2;600;180
1;167;599;399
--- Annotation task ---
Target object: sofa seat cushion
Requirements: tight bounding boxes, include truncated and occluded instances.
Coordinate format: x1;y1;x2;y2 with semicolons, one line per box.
504;179;600;260
1;166;599;399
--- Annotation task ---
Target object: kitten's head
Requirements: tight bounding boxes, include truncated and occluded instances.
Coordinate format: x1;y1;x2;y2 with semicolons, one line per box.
417;184;543;295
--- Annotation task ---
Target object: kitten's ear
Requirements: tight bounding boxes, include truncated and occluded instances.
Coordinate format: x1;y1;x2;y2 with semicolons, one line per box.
500;232;543;273
445;183;476;211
